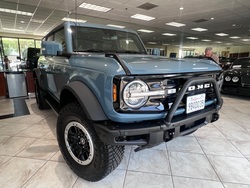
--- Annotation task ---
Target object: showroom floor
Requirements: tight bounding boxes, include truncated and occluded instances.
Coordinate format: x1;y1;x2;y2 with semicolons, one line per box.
0;95;250;188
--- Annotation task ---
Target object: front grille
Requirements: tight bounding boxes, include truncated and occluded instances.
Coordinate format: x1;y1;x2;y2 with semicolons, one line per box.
116;73;219;114
241;75;250;85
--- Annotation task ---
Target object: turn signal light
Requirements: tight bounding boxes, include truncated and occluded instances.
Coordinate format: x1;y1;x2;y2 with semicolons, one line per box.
113;84;117;102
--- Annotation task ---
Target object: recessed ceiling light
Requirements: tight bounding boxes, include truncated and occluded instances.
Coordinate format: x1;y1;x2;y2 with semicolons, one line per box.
162;43;170;45
31;19;44;23
0;8;33;16
62;18;87;23
3;28;24;32
79;2;111;12
211;17;214;20
137;29;154;33
232;24;236;27
179;7;184;10
107;24;125;28
214;41;222;43
201;39;211;42
20;21;25;23
191;27;207;32
230;36;240;39
215;33;229;36
162;33;176;36
186;37;199;40
242;39;250;42
166;22;186;27
131;14;155;21
147;42;157;44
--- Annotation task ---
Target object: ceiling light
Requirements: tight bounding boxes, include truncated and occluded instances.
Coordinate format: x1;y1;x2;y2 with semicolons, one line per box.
2;28;24;32
62;18;87;23
107;24;125;28
166;22;186;27
191;27;207;32
31;19;44;23
0;8;33;16
242;39;250;42
162;33;176;36
20;21;25;23
186;37;199;40
137;29;154;33
79;2;111;12
230;36;240;39
215;33;229;36
211;17;214;20
179;7;184;10
131;14;155;21
201;39;211;42
162;43;170;45
147;42;157;44
232;24;236;27
214;41;222;43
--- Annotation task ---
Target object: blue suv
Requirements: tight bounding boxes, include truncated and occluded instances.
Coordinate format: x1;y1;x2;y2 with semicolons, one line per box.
34;21;223;181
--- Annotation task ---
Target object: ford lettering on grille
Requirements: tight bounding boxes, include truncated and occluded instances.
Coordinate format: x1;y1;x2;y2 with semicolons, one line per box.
188;83;211;91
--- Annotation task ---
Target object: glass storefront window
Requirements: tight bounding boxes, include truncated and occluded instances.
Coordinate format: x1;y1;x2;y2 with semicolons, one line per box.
19;39;35;59
35;40;41;48
2;37;19;57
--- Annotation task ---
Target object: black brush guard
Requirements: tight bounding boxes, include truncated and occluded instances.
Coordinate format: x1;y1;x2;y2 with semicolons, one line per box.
94;76;223;151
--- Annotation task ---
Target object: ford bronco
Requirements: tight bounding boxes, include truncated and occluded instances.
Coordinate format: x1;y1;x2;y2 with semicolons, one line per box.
34;21;223;181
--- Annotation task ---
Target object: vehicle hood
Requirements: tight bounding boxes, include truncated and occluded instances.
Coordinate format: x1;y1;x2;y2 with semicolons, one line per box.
225;68;250;75
119;55;221;74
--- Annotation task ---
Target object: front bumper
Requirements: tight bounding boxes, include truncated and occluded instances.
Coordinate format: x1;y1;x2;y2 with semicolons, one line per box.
94;77;223;151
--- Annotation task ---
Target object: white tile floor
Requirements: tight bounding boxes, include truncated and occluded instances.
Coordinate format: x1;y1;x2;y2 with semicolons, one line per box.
0;94;250;188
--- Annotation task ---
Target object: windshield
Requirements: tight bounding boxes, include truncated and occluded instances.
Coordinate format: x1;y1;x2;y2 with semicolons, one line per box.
71;26;147;54
232;58;250;69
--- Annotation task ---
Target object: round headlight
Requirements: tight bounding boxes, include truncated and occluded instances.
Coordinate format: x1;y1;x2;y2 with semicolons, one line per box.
123;80;149;108
225;76;231;82
232;76;239;82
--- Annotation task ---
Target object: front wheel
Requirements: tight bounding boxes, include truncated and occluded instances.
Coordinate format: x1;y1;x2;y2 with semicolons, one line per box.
57;102;124;181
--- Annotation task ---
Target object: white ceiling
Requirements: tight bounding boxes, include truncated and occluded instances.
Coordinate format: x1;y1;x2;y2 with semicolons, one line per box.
0;0;250;47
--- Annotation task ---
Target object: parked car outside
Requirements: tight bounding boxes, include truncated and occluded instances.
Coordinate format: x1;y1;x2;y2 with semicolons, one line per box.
34;21;223;181
222;57;250;96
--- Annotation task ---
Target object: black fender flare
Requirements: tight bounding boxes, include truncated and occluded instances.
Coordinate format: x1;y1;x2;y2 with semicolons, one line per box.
60;81;108;121
33;68;48;90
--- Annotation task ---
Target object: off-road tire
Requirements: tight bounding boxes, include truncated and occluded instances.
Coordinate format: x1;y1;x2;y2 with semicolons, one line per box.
35;80;50;110
57;102;124;181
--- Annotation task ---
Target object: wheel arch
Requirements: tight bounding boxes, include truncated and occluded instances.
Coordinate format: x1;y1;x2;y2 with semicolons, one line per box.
60;81;108;121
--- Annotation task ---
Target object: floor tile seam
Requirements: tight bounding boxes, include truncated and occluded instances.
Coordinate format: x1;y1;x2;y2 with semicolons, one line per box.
126;169;172;176
226;115;250;132
122;146;133;188
212;123;250;145
12;137;39;157
166;149;175;188
20;159;49;188
172;174;225;183
167;149;206;156
227;139;250;160
195;136;246;158
9;155;50;162
193;135;223;183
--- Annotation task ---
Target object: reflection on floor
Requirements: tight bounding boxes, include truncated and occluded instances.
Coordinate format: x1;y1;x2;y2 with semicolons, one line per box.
0;95;250;188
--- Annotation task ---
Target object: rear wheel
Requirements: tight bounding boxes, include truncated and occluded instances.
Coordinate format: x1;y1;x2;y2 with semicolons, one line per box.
57;102;124;181
35;80;50;110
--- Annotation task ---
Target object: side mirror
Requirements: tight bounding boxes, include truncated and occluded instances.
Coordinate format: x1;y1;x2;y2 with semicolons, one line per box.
41;41;62;56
